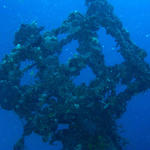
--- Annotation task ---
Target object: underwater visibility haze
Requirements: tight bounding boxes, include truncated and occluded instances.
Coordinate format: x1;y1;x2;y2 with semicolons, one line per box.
0;0;150;150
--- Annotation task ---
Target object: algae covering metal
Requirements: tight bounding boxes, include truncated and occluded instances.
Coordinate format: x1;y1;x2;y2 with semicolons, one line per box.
0;0;150;150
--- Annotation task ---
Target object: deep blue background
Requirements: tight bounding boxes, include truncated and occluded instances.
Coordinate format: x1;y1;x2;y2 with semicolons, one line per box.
0;0;150;150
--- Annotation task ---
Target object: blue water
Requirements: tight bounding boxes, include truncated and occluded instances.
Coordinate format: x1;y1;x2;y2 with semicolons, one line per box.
0;0;150;150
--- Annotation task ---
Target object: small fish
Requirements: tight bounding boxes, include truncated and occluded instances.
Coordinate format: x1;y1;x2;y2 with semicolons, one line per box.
29;70;34;76
2;5;6;8
112;47;115;50
145;34;150;38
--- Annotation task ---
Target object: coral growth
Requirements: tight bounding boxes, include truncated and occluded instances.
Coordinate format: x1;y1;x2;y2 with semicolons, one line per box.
0;0;150;150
